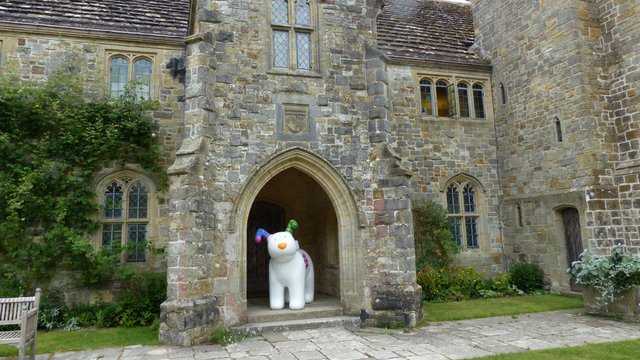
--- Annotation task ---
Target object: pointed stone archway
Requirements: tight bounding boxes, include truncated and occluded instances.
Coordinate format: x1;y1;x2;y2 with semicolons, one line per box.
231;148;367;321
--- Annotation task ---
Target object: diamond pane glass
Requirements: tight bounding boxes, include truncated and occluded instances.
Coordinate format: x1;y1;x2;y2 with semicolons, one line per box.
465;217;479;248
449;218;462;247
102;224;122;247
463;184;476;213
104;182;123;219
273;31;289;68
128;182;148;219
109;57;128;98
295;0;310;26
296;32;311;70
127;224;147;262
272;0;289;25
446;185;460;214
133;59;152;100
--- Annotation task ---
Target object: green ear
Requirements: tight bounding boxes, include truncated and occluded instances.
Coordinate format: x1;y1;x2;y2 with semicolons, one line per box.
286;219;298;234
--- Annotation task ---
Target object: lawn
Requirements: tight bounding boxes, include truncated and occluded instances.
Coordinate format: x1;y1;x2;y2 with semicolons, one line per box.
0;326;160;357
480;338;640;359
421;294;584;324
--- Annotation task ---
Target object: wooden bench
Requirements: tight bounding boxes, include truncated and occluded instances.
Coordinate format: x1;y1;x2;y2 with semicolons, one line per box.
0;289;41;360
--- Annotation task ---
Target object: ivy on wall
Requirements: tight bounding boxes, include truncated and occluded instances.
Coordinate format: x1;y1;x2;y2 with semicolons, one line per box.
0;75;165;295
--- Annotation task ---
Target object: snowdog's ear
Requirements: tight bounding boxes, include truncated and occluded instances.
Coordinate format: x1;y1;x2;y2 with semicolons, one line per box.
255;228;270;244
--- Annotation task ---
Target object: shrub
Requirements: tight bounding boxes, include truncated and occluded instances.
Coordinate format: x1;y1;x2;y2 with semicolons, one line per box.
38;289;69;330
568;245;640;308
413;199;459;270
509;262;545;293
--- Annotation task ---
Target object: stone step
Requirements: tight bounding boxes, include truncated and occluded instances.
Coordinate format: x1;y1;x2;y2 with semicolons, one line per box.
231;316;360;337
248;304;345;323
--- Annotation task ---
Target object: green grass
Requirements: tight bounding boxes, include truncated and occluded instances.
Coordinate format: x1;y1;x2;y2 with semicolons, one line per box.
421;294;584;324
0;326;160;357
480;338;640;359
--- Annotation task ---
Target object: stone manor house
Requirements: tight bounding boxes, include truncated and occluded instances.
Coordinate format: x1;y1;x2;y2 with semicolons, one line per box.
1;0;638;345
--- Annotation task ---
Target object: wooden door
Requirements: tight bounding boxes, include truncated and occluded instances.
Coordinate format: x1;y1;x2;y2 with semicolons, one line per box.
562;208;584;292
247;201;285;297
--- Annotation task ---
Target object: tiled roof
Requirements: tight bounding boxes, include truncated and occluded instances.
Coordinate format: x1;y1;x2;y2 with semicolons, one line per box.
377;0;487;66
0;0;190;39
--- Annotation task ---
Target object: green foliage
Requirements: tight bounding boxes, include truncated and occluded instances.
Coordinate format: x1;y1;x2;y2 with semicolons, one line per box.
568;245;640;308
45;272;166;329
0;75;164;293
38;289;69;330
509;262;545;293
412;199;459;270
418;267;524;302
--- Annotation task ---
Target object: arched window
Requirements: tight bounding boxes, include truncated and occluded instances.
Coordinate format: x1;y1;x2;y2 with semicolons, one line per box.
99;175;152;262
109;57;129;98
272;0;314;71
419;78;433;115
472;83;485;119
554;117;563;142
500;82;507;104
457;82;470;118
109;55;155;100
446;178;480;249
133;58;152;100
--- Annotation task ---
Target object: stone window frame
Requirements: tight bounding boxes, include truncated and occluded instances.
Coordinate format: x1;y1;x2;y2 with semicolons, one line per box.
442;174;487;251
417;73;490;121
106;50;157;100
267;0;320;76
94;169;158;263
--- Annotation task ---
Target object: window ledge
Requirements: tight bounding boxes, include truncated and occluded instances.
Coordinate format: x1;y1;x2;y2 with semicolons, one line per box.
267;69;322;78
420;115;489;123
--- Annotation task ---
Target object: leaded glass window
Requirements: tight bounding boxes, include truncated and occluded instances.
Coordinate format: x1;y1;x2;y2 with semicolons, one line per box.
273;31;290;68
458;83;470;118
446;178;481;250
296;32;311;70
272;0;289;25
296;0;310;26
473;83;485;119
109;57;128;98
104;182;123;218
134;58;152;100
100;176;151;262
271;0;314;71
127;224;147;262
419;79;433;115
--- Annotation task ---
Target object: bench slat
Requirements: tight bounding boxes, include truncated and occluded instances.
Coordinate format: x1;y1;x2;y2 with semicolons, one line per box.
0;330;21;343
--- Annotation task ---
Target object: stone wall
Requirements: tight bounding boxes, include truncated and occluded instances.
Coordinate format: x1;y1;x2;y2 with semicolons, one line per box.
0;30;185;276
597;0;640;254
161;0;421;345
386;64;504;274
472;0;640;291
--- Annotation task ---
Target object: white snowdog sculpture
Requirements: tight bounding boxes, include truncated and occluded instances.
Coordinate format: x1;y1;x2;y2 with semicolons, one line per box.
255;220;315;310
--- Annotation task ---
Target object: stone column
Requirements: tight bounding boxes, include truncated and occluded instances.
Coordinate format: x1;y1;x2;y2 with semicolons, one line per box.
159;3;222;346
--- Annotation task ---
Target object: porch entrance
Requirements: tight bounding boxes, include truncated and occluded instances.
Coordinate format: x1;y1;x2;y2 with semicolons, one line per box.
246;168;340;304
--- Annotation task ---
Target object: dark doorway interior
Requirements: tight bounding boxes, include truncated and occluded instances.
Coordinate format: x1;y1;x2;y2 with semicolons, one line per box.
246;201;285;297
561;207;584;292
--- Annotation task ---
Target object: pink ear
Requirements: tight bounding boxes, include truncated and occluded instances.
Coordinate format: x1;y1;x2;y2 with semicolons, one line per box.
255;228;270;244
